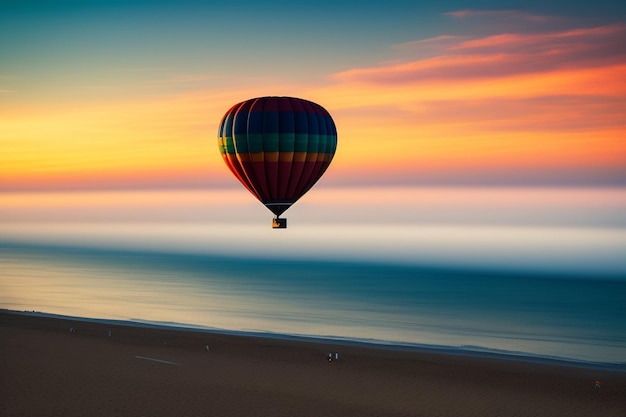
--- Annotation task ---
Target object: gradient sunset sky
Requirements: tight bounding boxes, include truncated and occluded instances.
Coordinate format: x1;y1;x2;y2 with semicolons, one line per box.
1;0;625;191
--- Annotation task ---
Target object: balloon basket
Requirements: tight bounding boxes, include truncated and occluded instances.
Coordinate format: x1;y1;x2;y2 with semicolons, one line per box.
272;218;287;229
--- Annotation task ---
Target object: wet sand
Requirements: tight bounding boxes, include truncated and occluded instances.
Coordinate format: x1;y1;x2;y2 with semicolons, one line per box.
1;310;624;416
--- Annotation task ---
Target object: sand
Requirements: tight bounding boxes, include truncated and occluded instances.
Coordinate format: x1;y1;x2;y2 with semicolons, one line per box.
1;310;624;417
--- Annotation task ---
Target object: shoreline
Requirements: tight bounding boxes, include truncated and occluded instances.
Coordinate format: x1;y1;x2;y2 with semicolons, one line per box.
4;308;625;372
2;309;625;416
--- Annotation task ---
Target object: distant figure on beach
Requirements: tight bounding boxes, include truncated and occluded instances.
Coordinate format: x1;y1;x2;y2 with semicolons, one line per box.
328;352;332;362
335;352;339;361
594;380;601;390
108;330;112;337
205;345;210;352
69;327;75;333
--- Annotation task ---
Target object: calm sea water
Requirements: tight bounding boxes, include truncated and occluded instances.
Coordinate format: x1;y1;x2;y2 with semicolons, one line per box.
1;241;624;365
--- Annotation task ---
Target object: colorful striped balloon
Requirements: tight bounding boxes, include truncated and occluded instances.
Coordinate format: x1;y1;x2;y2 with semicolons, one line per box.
218;96;337;227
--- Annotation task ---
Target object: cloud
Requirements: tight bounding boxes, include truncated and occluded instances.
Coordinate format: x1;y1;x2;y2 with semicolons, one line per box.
311;18;626;187
331;24;626;86
452;24;626;67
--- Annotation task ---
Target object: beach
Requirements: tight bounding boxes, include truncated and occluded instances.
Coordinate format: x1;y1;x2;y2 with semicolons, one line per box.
1;310;624;417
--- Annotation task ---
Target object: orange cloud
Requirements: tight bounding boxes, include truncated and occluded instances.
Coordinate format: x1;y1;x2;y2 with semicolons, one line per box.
310;22;626;186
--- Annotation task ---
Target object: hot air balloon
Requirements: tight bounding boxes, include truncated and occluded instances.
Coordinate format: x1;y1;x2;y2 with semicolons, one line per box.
218;96;337;228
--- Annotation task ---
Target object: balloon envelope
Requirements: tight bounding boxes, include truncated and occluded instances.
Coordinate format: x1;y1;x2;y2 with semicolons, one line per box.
218;96;337;217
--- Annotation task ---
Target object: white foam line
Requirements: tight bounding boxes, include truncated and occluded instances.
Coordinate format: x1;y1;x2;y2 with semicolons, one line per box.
135;355;180;365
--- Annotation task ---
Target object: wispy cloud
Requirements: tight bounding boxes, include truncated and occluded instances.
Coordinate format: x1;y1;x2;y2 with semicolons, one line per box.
332;24;626;86
312;19;626;186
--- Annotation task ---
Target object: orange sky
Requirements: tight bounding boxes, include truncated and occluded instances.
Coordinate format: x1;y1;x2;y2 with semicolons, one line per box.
1;8;625;190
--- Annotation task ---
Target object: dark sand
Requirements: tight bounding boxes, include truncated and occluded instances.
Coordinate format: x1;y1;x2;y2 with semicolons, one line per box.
1;311;624;416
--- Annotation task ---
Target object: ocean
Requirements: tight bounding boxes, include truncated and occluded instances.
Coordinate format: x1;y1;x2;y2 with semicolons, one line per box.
1;187;625;366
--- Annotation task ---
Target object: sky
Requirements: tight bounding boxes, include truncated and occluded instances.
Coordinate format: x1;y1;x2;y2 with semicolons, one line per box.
2;1;626;359
2;0;625;191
